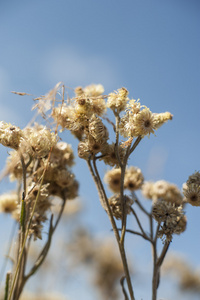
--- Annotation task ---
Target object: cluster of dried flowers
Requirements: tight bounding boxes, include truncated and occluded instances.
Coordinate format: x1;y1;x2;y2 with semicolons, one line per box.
0;119;78;299
0;122;78;240
0;82;199;300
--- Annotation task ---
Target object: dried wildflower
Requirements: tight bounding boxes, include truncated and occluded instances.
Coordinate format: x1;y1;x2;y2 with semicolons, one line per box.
52;142;75;167
23;125;57;158
89;114;109;142
107;87;128;113
28;183;51;214
185;171;200;186
75;85;107;116
119;113;131;138
127;99;141;115
0;192;18;213
100;143;125;167
87;136;105;154
141;181;154;199
90;97;107;116
104;168;121;193
124;166;144;191
154;112;173;129
78;141;91;159
183;183;200;207
153;180;183;205
75;97;91;116
54;168;75;188
183;171;200;206
151;180;171;200
108;194;133;219
52;104;77;131
142;180;183;206
152;200;185;242
83;83;104;97
6;150;33;181
74;86;84;96
133;107;157;137
29;213;47;240
0;121;24;150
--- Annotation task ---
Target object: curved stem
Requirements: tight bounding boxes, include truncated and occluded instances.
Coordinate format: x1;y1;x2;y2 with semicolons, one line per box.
130;136;142;155
130;207;151;241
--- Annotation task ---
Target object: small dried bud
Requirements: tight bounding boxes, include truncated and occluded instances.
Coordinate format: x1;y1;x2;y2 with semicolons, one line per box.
74;86;84;96
104;168;121;193
142;180;183;206
183;171;200;206
0;121;24;150
54;168;75;188
108;194;133;220
89;115;109;142
124;166;144;191
24;125;57;158
107;87;128;113
183;183;200;207
133;107;157;137
78;141;90;159
152;200;185;242
83;84;104;97
101;143;125;167
154;112;173;129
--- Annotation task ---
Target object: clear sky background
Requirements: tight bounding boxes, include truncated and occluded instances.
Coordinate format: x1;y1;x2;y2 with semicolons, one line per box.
0;0;200;299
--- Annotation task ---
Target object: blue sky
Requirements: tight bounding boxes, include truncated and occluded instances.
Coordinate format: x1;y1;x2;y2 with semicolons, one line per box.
0;0;200;299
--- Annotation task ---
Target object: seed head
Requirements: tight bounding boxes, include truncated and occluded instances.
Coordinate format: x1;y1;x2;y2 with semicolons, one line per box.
124;166;144;191
108;194;133;220
107;87;129;113
104;168;121;193
0;121;24;150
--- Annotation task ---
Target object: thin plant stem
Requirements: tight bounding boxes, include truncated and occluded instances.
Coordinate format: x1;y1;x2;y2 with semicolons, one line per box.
114;114;122;169
91;157;120;242
119;144;131;246
152;238;158;300
4;272;11;300
8;152;51;300
90;157;135;300
119;228;151;242
130;207;150;241
129;136;142;155
132;192;151;217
